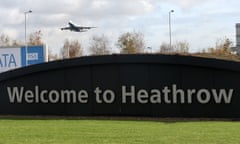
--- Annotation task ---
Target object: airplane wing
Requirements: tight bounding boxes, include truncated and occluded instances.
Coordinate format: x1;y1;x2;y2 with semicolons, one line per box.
60;27;70;30
77;26;97;29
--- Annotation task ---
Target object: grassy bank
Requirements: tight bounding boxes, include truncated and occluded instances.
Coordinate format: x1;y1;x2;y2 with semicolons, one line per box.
0;118;239;144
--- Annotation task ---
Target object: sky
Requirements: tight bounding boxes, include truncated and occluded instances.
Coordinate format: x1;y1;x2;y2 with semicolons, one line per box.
0;0;239;55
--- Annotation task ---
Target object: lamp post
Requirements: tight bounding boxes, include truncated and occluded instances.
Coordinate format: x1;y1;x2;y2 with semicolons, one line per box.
24;10;32;66
169;9;174;49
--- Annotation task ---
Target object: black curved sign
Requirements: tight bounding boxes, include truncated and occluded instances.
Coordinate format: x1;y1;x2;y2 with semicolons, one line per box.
0;54;240;118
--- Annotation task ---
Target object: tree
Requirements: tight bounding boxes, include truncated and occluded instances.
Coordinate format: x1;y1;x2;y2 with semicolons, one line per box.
0;34;10;46
206;37;233;55
116;32;145;54
12;40;22;46
61;39;69;58
159;41;189;54
173;41;189;53
159;42;171;53
0;31;43;47
89;35;111;55
61;39;83;59
48;49;59;61
28;30;43;45
221;38;232;53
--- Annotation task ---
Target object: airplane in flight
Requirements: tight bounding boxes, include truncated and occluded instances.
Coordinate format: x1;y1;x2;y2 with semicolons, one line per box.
61;21;96;32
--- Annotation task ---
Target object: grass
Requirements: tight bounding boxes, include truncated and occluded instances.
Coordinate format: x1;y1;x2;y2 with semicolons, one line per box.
0;117;240;144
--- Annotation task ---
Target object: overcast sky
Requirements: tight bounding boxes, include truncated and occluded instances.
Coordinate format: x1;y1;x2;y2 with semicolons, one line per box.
0;0;239;54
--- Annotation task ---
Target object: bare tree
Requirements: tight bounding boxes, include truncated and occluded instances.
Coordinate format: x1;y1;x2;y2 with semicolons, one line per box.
159;42;171;53
61;39;83;59
61;39;70;58
48;49;59;61
173;41;189;53
28;30;43;46
218;38;232;53
12;40;22;47
159;41;189;54
1;31;43;47
206;37;233;55
0;34;10;46
116;32;145;54
89;35;111;55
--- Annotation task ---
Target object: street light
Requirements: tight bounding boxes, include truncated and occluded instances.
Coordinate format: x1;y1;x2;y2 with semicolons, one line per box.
24;10;32;66
169;9;174;49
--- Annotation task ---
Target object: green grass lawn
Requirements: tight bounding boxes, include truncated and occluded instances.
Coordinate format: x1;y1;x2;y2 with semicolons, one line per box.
0;117;239;144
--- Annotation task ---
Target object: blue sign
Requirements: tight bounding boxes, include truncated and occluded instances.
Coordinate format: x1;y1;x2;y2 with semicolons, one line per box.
21;46;44;66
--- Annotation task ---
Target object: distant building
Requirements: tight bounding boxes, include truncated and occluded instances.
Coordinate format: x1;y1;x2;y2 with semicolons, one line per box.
232;23;240;54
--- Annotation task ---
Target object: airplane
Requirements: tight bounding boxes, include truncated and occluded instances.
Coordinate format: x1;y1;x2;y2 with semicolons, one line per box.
61;21;96;32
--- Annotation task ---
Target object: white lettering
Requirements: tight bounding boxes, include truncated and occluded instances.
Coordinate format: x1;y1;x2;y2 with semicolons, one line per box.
212;89;233;104
122;86;135;103
94;87;102;103
103;90;115;103
25;90;34;103
173;84;185;103
7;87;24;103
35;86;39;103
40;90;48;103
61;90;77;103
137;89;148;104
7;86;89;104
78;90;88;103
150;89;161;103
6;85;234;105
49;90;60;103
162;86;171;104
27;53;38;60
187;89;196;103
197;89;211;104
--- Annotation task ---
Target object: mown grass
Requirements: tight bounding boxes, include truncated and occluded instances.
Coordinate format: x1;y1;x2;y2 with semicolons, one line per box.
0;117;239;144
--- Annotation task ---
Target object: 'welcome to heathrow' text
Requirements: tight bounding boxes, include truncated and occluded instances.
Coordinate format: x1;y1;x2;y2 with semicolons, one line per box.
7;85;233;104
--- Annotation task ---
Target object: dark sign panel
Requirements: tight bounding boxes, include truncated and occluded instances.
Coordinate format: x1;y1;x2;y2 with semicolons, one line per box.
0;54;240;118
